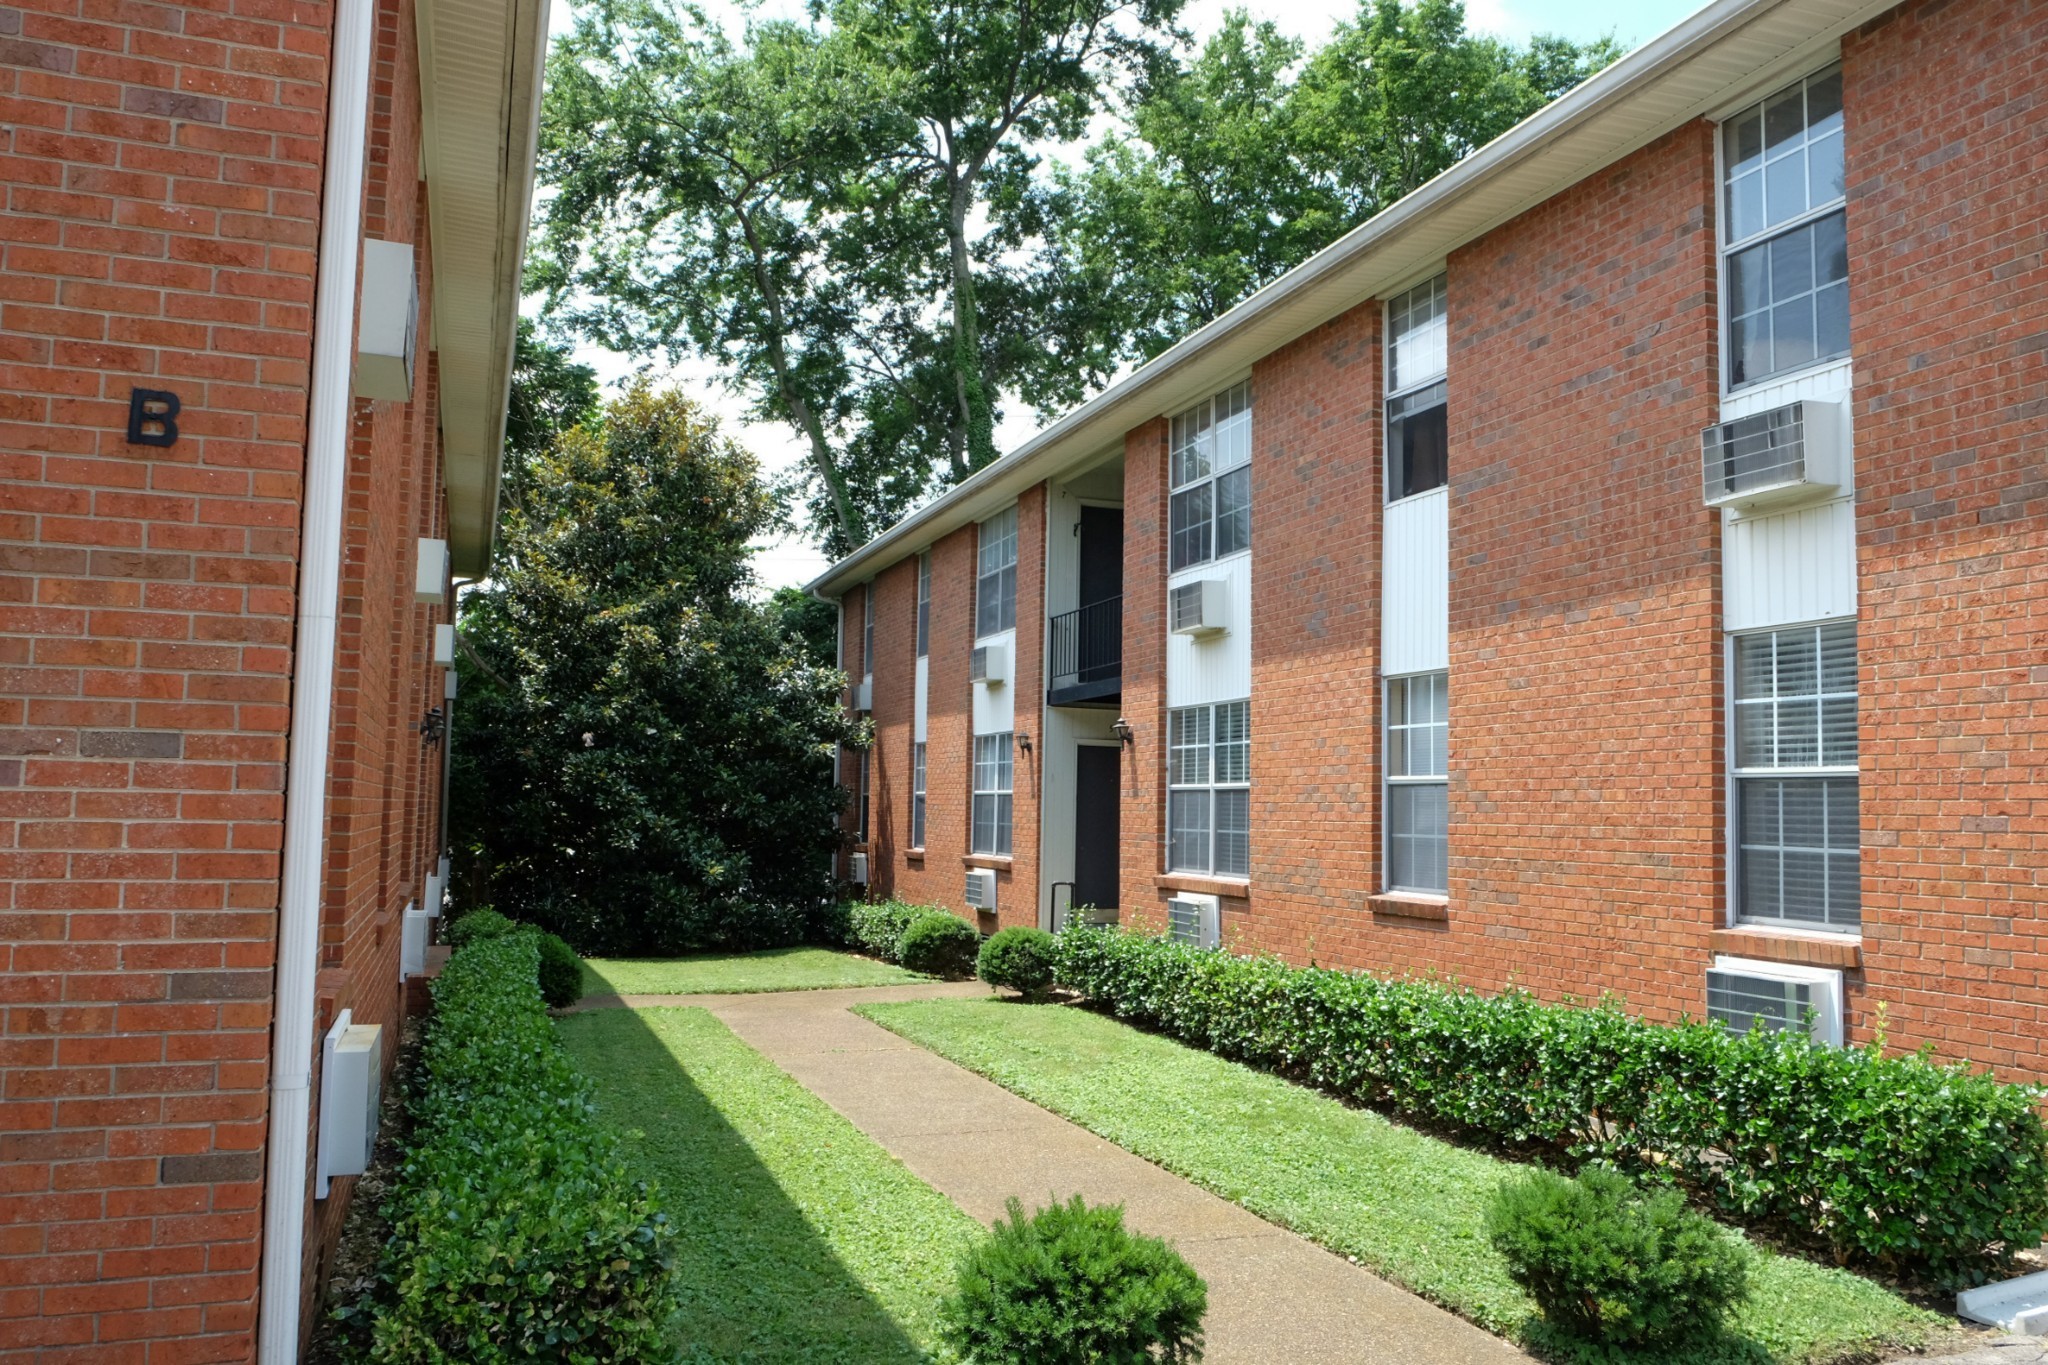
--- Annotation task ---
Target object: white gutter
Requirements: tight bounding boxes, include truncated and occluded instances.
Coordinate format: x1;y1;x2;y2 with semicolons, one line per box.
256;0;374;1349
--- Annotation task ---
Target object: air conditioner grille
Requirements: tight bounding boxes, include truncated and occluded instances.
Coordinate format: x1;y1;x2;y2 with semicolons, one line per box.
1166;899;1201;945
1707;969;1811;1036
1170;584;1203;633
1703;405;1807;502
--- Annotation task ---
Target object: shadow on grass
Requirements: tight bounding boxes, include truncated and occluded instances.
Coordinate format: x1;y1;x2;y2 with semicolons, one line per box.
557;1005;942;1364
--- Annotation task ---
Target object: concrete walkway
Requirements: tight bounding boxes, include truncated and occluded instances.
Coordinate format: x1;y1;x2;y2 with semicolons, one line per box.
578;981;1528;1365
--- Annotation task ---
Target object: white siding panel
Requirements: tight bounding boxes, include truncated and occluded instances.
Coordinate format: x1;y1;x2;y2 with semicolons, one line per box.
914;656;928;743
1166;554;1251;707
1721;359;1853;421
1037;708;1119;927
1383;487;1449;675
1723;498;1857;631
971;628;1016;736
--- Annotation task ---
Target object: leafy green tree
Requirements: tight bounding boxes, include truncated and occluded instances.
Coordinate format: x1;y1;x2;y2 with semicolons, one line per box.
1050;0;1621;358
451;384;861;954
767;584;838;668
500;317;600;526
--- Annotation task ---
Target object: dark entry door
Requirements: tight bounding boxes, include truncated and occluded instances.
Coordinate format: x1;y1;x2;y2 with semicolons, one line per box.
1073;744;1121;912
1078;505;1123;607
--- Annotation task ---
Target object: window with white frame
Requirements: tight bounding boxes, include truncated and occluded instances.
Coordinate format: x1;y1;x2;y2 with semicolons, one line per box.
1168;382;1251;572
857;747;871;844
1385;672;1448;893
910;740;927;849
1722;64;1848;389
1733;621;1859;931
1385;275;1448;503
915;553;930;658
861;586;874;678
975;509;1017;638
1167;701;1249;876
971;733;1013;855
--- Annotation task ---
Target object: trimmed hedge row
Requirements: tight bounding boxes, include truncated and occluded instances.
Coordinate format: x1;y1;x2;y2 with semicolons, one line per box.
363;935;681;1362
848;899;938;963
1052;925;2048;1286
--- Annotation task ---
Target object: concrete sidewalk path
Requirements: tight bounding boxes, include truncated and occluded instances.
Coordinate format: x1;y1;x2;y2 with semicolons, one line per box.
585;981;1530;1365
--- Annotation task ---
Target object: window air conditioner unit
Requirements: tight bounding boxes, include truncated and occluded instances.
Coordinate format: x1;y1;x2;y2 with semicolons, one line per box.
1169;580;1228;637
1701;399;1846;512
400;903;430;980
1166;894;1221;949
964;868;998;911
1705;956;1843;1047
851;680;873;712
316;1010;382;1197
849;852;869;885
414;538;448;605
969;642;1008;686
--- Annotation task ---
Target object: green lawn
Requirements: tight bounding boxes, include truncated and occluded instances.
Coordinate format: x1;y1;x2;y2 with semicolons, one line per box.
579;946;926;999
858;998;1953;1365
558;1006;976;1362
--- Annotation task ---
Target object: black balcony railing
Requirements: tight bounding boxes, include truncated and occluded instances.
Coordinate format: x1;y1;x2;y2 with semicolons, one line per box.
1048;595;1121;703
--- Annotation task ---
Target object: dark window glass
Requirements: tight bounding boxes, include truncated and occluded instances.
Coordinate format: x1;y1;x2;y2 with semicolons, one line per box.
1387;381;1448;501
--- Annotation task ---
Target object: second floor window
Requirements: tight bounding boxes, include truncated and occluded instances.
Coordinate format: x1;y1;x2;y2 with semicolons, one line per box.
916;553;930;657
1169;382;1251;572
1723;63;1847;388
1386;275;1448;503
861;586;874;678
972;733;1013;855
976;509;1016;638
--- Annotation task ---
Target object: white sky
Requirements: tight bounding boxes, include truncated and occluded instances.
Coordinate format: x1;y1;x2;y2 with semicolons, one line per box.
537;0;1698;591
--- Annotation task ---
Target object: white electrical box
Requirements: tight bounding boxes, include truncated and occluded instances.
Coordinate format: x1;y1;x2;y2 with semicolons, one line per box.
354;238;418;401
415;538;448;605
432;622;455;668
400;903;430;979
317;1010;382;1198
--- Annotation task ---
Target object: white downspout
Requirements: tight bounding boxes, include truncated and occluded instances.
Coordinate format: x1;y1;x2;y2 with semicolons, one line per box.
256;0;374;1351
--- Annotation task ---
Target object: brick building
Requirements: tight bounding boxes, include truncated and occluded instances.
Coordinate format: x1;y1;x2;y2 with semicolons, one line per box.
817;0;2048;1078
0;0;542;1350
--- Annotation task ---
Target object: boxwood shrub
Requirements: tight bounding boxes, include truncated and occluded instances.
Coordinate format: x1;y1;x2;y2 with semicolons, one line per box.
898;912;982;979
978;927;1058;998
1053;925;2048;1286
849;898;939;964
362;934;682;1362
443;905;514;948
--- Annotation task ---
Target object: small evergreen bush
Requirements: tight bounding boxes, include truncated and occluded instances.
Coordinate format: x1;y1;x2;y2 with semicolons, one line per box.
532;930;583;1008
939;1196;1207;1365
1487;1165;1750;1346
899;912;981;979
810;898;854;948
849;899;934;963
978;927;1057;997
444;906;515;948
358;934;681;1362
1052;924;2048;1285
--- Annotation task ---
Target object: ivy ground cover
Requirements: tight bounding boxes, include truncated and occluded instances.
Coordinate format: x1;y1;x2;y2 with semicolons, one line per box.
858;998;1953;1365
558;1006;975;1361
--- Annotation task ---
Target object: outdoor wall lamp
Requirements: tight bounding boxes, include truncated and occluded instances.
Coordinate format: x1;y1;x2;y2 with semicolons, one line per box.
1112;717;1134;747
418;706;445;747
1017;731;1033;757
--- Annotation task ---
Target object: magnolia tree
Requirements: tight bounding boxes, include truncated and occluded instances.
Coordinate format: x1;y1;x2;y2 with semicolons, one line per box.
452;383;861;954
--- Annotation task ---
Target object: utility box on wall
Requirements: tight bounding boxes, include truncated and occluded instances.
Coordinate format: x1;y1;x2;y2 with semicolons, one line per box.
415;538;448;605
354;238;419;401
317;1011;383;1197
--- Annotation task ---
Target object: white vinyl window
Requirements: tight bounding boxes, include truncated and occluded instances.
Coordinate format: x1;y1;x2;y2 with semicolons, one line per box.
861;586;874;680
911;740;927;849
975;509;1017;638
1168;382;1251;572
971;733;1013;856
1722;64;1848;389
857;747;871;844
1386;275;1448;503
1385;672;1448;893
915;553;930;658
1732;621;1859;931
1167;701;1249;876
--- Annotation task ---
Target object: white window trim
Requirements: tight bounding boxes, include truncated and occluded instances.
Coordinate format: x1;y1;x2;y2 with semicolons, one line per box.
1167;382;1253;574
1166;700;1251;878
861;585;874;683
1383;670;1449;895
915;552;931;659
971;731;1013;856
1384;275;1449;508
1723;621;1861;936
974;508;1018;644
1714;61;1850;397
910;740;927;851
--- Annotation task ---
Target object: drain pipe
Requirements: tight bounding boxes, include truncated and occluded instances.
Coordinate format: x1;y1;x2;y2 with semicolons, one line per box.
256;0;374;1351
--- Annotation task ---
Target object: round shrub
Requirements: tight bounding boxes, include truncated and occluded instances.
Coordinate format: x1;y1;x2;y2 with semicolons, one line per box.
898;912;981;979
1486;1165;1750;1346
978;927;1057;998
445;907;514;949
939;1195;1206;1365
532;931;583;1009
849;899;932;963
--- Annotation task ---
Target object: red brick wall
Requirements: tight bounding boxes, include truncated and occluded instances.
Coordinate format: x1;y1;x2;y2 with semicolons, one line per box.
1117;420;1170;926
0;0;453;1350
1844;0;2048;1074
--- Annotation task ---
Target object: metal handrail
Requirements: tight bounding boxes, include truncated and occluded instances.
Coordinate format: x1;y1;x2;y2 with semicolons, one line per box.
1049;594;1122;691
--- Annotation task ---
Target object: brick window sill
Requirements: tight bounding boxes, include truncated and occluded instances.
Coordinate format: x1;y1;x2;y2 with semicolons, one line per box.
963;854;1013;871
1154;872;1251;899
1369;892;1450;922
905;849;924;864
1711;925;1861;969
